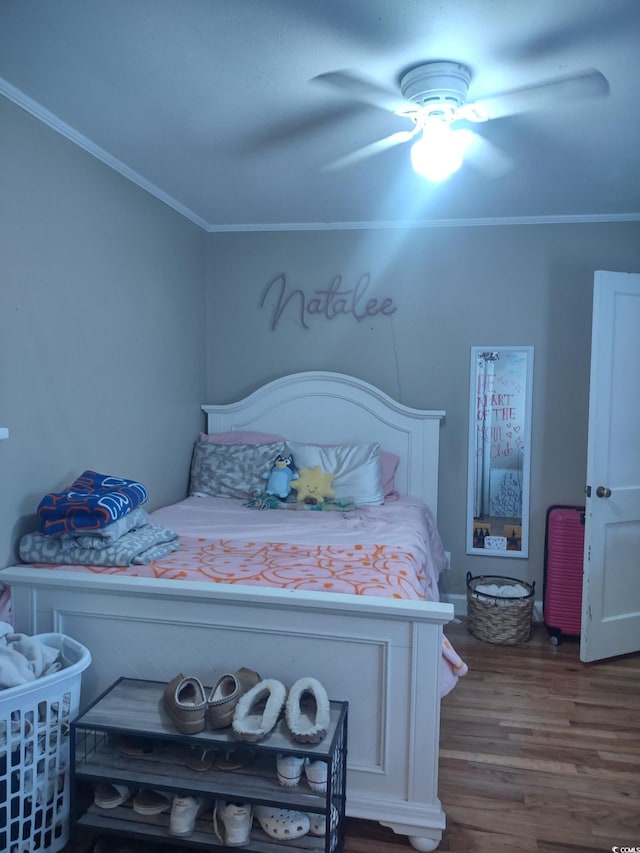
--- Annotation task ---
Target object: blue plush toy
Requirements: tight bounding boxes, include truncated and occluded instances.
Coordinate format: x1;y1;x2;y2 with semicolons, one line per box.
263;454;299;499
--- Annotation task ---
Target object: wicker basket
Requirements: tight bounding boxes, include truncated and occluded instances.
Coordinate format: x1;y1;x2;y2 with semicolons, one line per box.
466;572;536;645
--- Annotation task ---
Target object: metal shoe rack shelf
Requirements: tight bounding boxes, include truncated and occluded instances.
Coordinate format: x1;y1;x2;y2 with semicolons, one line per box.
70;676;347;852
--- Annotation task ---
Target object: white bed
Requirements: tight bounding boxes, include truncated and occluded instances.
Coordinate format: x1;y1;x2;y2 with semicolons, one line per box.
1;371;454;851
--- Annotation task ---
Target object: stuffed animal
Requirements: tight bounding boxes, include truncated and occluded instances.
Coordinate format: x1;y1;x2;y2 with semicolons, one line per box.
289;466;335;505
263;454;299;499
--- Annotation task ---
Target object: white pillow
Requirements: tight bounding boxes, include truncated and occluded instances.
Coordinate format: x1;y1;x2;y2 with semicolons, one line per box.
286;441;384;506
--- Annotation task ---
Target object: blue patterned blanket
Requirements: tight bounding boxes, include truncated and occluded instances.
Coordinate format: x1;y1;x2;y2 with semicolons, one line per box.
37;470;148;535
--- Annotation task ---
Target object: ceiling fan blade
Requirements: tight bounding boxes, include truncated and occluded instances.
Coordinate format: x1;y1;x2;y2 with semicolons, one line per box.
313;70;412;114
502;0;640;60
239;102;372;153
322;129;417;172
461;130;514;177
469;69;609;122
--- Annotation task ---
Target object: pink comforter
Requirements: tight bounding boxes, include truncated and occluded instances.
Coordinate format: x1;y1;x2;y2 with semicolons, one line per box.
148;495;447;600
25;494;468;693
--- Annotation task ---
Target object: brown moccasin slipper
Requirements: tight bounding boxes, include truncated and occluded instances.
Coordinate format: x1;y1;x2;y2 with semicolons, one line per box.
162;673;207;734
207;667;261;729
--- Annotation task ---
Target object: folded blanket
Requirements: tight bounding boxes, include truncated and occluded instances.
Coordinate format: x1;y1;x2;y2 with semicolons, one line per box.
37;470;148;535
20;523;180;567
56;508;150;550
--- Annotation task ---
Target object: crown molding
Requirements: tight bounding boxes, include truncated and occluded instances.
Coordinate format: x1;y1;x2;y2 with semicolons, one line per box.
0;78;209;230
206;212;640;232
3;78;639;235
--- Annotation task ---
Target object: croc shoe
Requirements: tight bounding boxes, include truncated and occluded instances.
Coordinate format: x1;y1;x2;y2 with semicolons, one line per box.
231;678;286;742
285;677;330;743
162;673;207;734
254;805;310;840
309;805;339;837
207;667;261;729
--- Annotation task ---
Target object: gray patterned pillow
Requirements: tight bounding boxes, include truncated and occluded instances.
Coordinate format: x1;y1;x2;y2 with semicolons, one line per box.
189;441;287;500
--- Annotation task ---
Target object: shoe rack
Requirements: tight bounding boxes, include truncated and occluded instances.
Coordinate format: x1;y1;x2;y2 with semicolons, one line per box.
69;676;347;852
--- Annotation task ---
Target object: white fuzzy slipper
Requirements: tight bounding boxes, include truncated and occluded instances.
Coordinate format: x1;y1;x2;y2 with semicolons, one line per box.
254;806;310;840
231;678;286;742
285;677;330;743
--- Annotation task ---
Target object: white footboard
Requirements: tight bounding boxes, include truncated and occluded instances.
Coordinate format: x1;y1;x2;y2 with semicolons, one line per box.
2;567;452;849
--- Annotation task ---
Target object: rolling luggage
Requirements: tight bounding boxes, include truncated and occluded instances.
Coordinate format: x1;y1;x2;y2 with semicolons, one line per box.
543;505;585;645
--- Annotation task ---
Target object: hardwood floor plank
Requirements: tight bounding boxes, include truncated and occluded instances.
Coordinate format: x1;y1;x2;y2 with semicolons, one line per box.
432;619;640;852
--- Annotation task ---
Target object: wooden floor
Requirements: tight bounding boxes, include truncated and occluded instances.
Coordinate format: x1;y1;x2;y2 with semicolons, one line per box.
66;620;639;852
343;618;640;852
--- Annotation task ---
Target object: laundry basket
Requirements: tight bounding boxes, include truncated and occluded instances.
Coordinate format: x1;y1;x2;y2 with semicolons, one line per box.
0;633;91;853
466;573;536;644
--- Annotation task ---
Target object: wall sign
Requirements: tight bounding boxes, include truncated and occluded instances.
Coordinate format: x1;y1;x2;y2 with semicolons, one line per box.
260;272;398;331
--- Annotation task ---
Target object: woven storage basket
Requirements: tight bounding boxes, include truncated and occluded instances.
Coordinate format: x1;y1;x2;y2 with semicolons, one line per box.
466;572;535;644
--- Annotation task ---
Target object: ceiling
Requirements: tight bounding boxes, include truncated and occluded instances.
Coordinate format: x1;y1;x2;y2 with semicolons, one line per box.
1;0;640;231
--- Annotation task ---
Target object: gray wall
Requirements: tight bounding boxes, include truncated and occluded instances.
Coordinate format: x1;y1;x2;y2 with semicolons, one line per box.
0;97;207;567
206;224;640;596
2;89;639;602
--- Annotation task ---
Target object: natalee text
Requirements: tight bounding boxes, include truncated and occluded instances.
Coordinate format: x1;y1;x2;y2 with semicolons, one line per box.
260;273;397;331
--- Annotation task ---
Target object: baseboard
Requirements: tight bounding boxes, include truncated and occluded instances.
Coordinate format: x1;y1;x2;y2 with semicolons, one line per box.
442;592;543;623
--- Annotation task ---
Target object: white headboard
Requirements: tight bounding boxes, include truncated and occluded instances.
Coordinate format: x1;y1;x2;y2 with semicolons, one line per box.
202;372;445;519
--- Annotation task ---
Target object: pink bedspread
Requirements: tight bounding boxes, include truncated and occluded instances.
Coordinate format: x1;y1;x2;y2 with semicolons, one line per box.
153;494;446;598
21;495;468;693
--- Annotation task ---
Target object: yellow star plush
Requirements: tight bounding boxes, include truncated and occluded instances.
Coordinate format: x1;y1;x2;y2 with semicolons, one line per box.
289;466;335;504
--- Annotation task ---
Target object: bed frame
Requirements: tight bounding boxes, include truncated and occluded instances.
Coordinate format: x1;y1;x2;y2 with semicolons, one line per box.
1;371;452;851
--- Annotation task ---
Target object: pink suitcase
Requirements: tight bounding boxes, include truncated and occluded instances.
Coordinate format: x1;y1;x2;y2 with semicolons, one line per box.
543;505;585;645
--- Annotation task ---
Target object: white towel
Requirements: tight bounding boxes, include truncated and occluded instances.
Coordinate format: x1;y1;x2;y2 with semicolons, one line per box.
474;582;531;604
0;633;61;689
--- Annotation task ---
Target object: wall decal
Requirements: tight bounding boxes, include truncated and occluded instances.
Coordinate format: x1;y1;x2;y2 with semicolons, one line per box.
260;272;397;331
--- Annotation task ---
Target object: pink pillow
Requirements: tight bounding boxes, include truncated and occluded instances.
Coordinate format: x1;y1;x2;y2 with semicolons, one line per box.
199;430;285;445
380;450;400;499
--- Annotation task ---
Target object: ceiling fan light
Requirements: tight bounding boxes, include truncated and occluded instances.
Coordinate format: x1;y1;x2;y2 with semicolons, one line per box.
410;124;469;182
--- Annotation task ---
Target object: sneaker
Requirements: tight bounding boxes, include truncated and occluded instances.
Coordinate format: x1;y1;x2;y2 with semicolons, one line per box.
213;800;253;846
304;758;327;792
169;795;205;837
276;754;305;787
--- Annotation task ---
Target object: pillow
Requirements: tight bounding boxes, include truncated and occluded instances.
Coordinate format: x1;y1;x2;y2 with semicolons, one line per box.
199;430;285;445
189;441;286;499
286;441;384;506
380;450;400;500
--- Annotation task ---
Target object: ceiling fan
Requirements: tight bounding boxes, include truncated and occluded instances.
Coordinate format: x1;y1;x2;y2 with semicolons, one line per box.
315;61;609;181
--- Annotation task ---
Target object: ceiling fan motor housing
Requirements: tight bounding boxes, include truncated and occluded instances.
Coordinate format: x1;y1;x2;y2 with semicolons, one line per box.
400;61;472;117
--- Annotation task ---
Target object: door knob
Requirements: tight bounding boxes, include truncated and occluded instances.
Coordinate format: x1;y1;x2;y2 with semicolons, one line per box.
596;485;612;498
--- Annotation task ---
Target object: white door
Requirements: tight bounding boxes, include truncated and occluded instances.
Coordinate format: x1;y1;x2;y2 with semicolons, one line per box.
581;270;640;662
